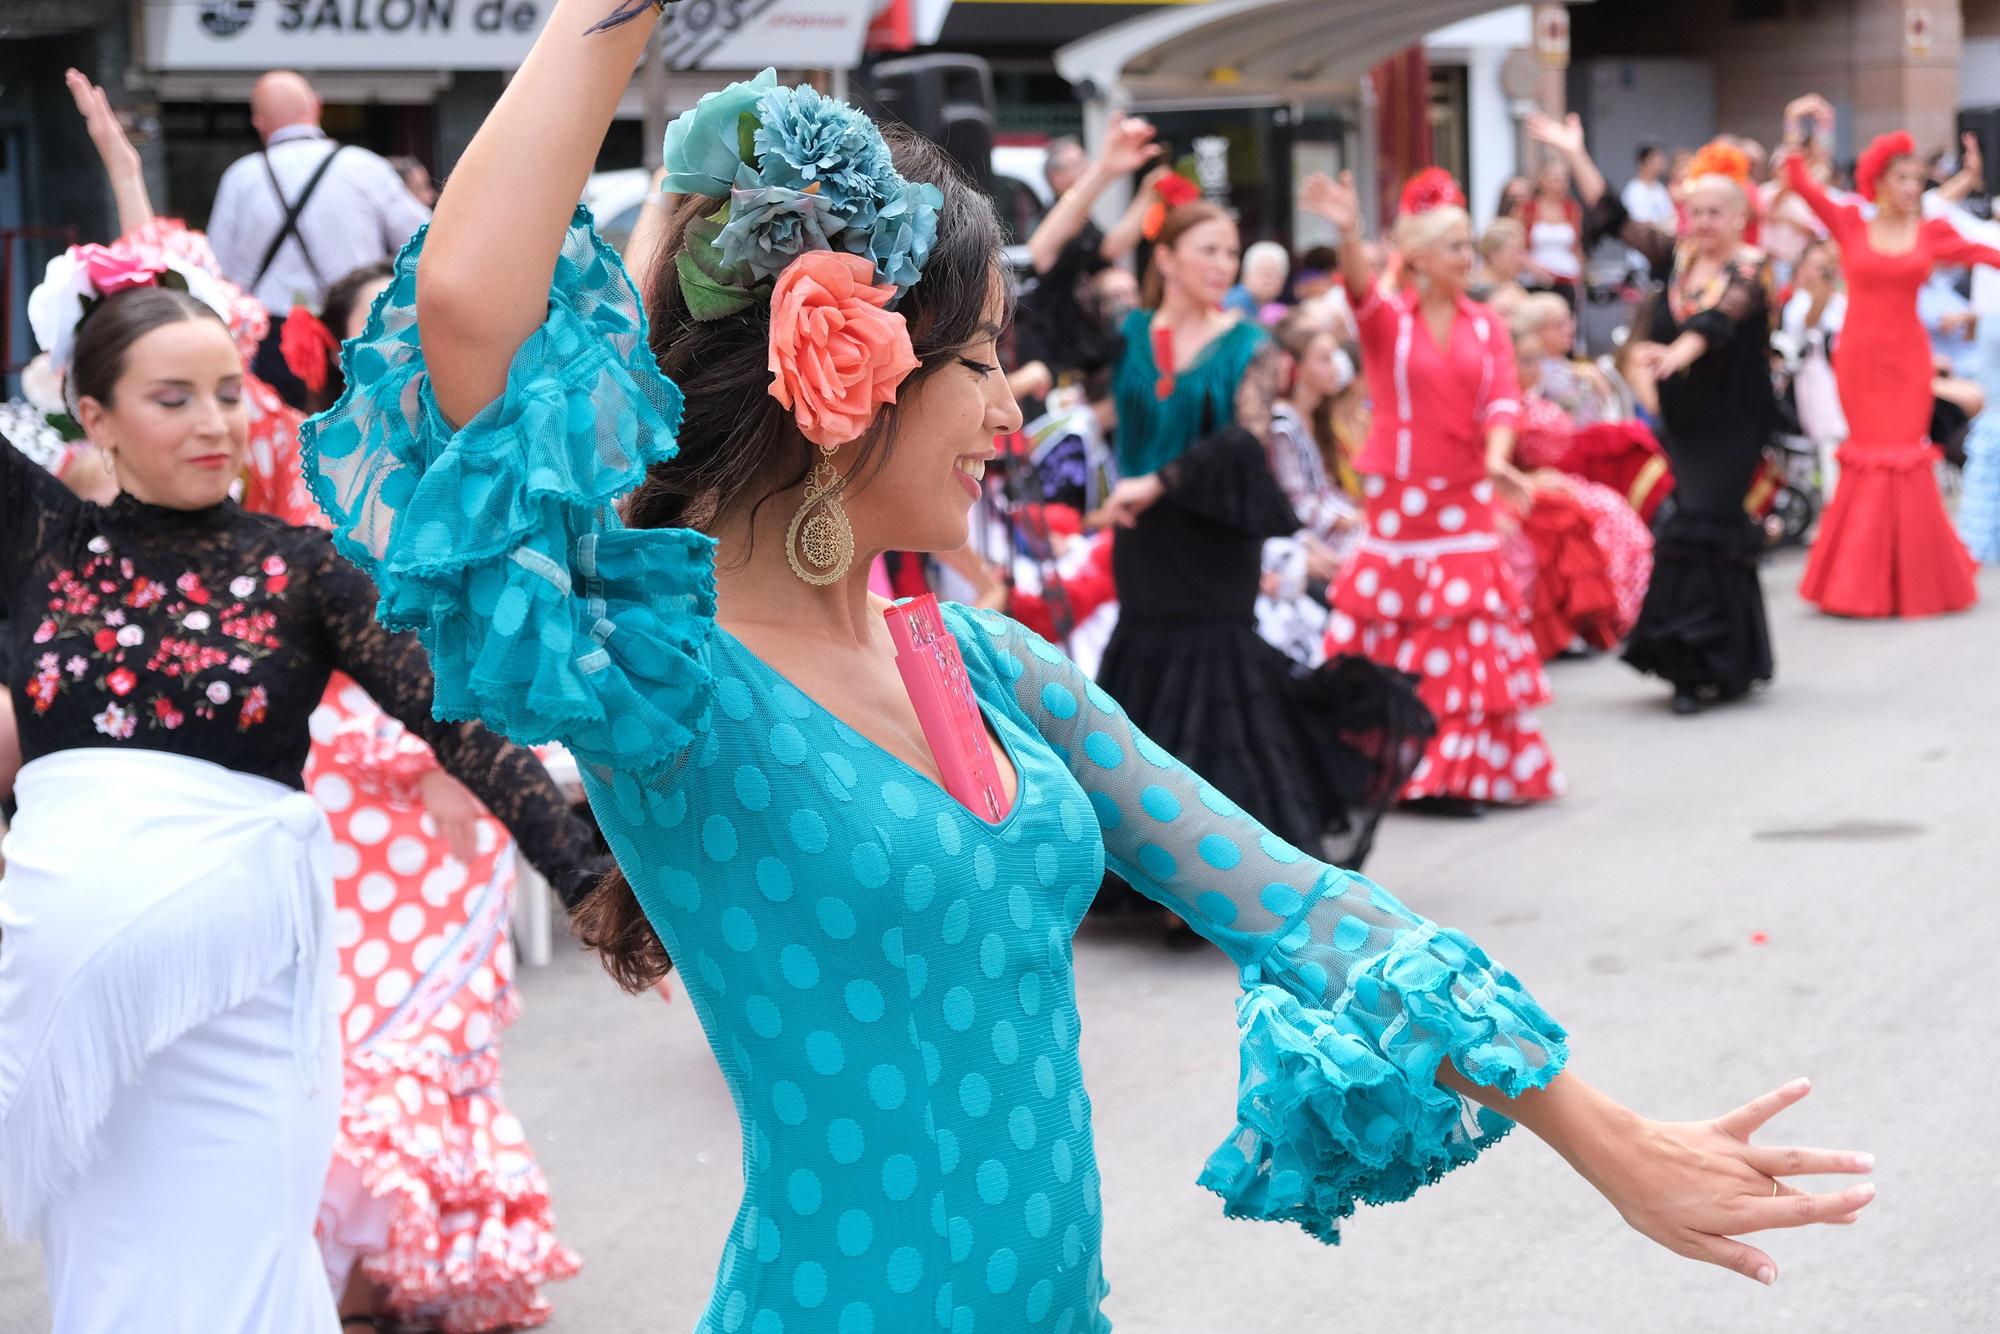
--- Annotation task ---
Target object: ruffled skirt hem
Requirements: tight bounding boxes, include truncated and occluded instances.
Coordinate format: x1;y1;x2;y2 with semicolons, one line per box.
321;1028;579;1333
1800;441;1978;618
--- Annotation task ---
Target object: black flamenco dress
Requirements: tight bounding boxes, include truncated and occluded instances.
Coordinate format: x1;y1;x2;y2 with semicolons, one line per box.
1589;196;1777;698
1095;312;1432;879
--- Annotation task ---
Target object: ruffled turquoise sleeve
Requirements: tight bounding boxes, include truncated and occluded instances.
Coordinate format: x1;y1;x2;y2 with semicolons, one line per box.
949;605;1569;1245
300;208;717;777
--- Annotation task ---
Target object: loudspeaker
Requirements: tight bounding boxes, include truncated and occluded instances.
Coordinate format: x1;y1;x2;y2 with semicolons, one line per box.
868;54;996;197
1957;106;2000;199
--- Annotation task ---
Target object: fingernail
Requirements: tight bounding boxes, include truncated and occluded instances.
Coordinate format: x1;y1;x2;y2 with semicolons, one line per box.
1756;1266;1775;1286
1853;1152;1875;1171
1787;1076;1811;1092
1855;1183;1876;1200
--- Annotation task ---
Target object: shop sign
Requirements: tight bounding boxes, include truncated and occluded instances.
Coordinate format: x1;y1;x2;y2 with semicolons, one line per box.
149;0;879;71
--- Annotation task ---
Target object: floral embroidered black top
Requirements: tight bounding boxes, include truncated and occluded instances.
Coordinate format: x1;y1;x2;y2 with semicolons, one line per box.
1;432;602;894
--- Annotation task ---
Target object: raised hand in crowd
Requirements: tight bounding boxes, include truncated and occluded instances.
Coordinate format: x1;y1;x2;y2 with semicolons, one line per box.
65;66;153;236
1526;112;1609;208
1025;112;1164;276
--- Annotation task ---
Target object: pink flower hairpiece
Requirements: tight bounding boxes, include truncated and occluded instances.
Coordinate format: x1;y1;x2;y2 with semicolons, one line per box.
767;251;919;448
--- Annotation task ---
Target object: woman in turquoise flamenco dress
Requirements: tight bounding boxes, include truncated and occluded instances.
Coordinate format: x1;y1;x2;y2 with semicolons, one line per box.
304;3;1875;1327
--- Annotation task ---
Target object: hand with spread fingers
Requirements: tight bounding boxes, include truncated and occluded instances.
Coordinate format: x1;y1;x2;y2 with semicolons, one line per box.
1468;1072;1876;1285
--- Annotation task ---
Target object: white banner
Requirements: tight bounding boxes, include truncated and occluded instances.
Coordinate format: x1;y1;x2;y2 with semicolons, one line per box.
144;0;880;73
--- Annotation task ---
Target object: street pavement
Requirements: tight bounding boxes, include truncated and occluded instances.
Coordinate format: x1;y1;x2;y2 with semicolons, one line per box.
4;547;1997;1333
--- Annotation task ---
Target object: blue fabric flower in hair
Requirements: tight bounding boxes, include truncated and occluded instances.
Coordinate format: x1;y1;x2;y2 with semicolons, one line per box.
662;68;778;198
753;84;896;222
716;183;850;283
864;179;944;296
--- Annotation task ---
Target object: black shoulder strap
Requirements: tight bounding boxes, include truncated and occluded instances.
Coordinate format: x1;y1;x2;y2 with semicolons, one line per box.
251;143;345;295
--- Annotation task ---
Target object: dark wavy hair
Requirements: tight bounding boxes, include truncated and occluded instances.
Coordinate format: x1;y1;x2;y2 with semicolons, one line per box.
570;121;1006;992
306;261;396;414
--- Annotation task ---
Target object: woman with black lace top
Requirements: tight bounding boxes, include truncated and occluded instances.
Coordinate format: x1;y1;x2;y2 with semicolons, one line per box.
0;279;600;1333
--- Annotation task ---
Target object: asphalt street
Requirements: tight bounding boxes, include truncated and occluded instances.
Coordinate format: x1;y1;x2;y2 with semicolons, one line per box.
4;547;1996;1333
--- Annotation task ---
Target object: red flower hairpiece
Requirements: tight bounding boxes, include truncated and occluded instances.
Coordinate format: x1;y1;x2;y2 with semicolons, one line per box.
1686;140;1752;188
1398;167;1467;218
1856;130;1916;203
1141;172;1204;241
279;306;341;397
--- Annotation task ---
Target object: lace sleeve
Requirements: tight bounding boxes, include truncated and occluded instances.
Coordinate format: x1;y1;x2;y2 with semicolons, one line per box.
951;605;1568;1244
2;430;86;592
1684;255;1769;350
1584;193;1673;278
299;209;717;780
305;531;604;905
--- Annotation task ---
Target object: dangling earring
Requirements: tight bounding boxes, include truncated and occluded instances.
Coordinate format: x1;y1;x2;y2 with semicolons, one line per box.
101;447;116;477
785;443;854;586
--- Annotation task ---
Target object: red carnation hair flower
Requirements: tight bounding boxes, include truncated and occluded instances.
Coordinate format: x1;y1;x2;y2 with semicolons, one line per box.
1856;130;1916;202
1142;171;1205;242
1686;140;1752;188
1398;167;1467;218
278;305;341;397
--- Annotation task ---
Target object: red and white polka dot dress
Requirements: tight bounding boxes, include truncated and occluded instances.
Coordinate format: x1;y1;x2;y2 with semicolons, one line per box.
1326;476;1564;804
309;680;580;1332
234;376;579;1330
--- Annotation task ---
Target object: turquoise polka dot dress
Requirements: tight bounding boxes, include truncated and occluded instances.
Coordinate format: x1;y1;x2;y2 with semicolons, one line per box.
303;213;1571;1333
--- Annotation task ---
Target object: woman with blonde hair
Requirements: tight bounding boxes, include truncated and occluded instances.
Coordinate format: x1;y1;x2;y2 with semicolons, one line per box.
1301;167;1561;812
1533;112;1778;713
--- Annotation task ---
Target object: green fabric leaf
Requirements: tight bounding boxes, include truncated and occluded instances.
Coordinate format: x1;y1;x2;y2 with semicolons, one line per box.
738;110;761;172
677;251;756;321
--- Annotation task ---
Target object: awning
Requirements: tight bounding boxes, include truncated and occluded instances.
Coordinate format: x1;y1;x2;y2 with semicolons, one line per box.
1055;0;1535;102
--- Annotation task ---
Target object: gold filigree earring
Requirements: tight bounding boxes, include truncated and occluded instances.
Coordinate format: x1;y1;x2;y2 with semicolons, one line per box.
785;443;854;585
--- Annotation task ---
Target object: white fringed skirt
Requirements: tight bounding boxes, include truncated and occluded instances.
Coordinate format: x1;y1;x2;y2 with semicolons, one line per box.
0;749;341;1334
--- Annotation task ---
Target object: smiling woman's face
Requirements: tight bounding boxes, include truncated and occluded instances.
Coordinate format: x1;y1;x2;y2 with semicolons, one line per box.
847;271;1023;557
75;315;248;510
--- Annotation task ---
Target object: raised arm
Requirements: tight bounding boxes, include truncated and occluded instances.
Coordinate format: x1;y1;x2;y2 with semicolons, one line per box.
417;0;659;425
1527;112;1676;276
1298;171;1378;308
66;68;153;237
1;430;87;591
1527;113;1608;207
1025;115;1163;276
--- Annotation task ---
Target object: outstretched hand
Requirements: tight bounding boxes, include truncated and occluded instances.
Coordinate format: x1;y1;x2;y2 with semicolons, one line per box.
1784;94;1837;142
1584;1078;1875;1285
1099;114;1163;178
1299;171;1361;236
1526;111;1586;159
66;67;141;183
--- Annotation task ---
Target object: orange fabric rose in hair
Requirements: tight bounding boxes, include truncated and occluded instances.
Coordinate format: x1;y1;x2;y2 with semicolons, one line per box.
768;250;921;448
1685;141;1752;188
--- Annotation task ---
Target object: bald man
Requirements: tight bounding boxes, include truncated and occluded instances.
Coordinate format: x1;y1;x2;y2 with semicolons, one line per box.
208;70;431;406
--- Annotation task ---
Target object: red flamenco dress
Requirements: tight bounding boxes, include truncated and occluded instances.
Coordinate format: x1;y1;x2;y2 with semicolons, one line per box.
1786;149;1996;616
1325;279;1563;805
1515;397;1655;657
